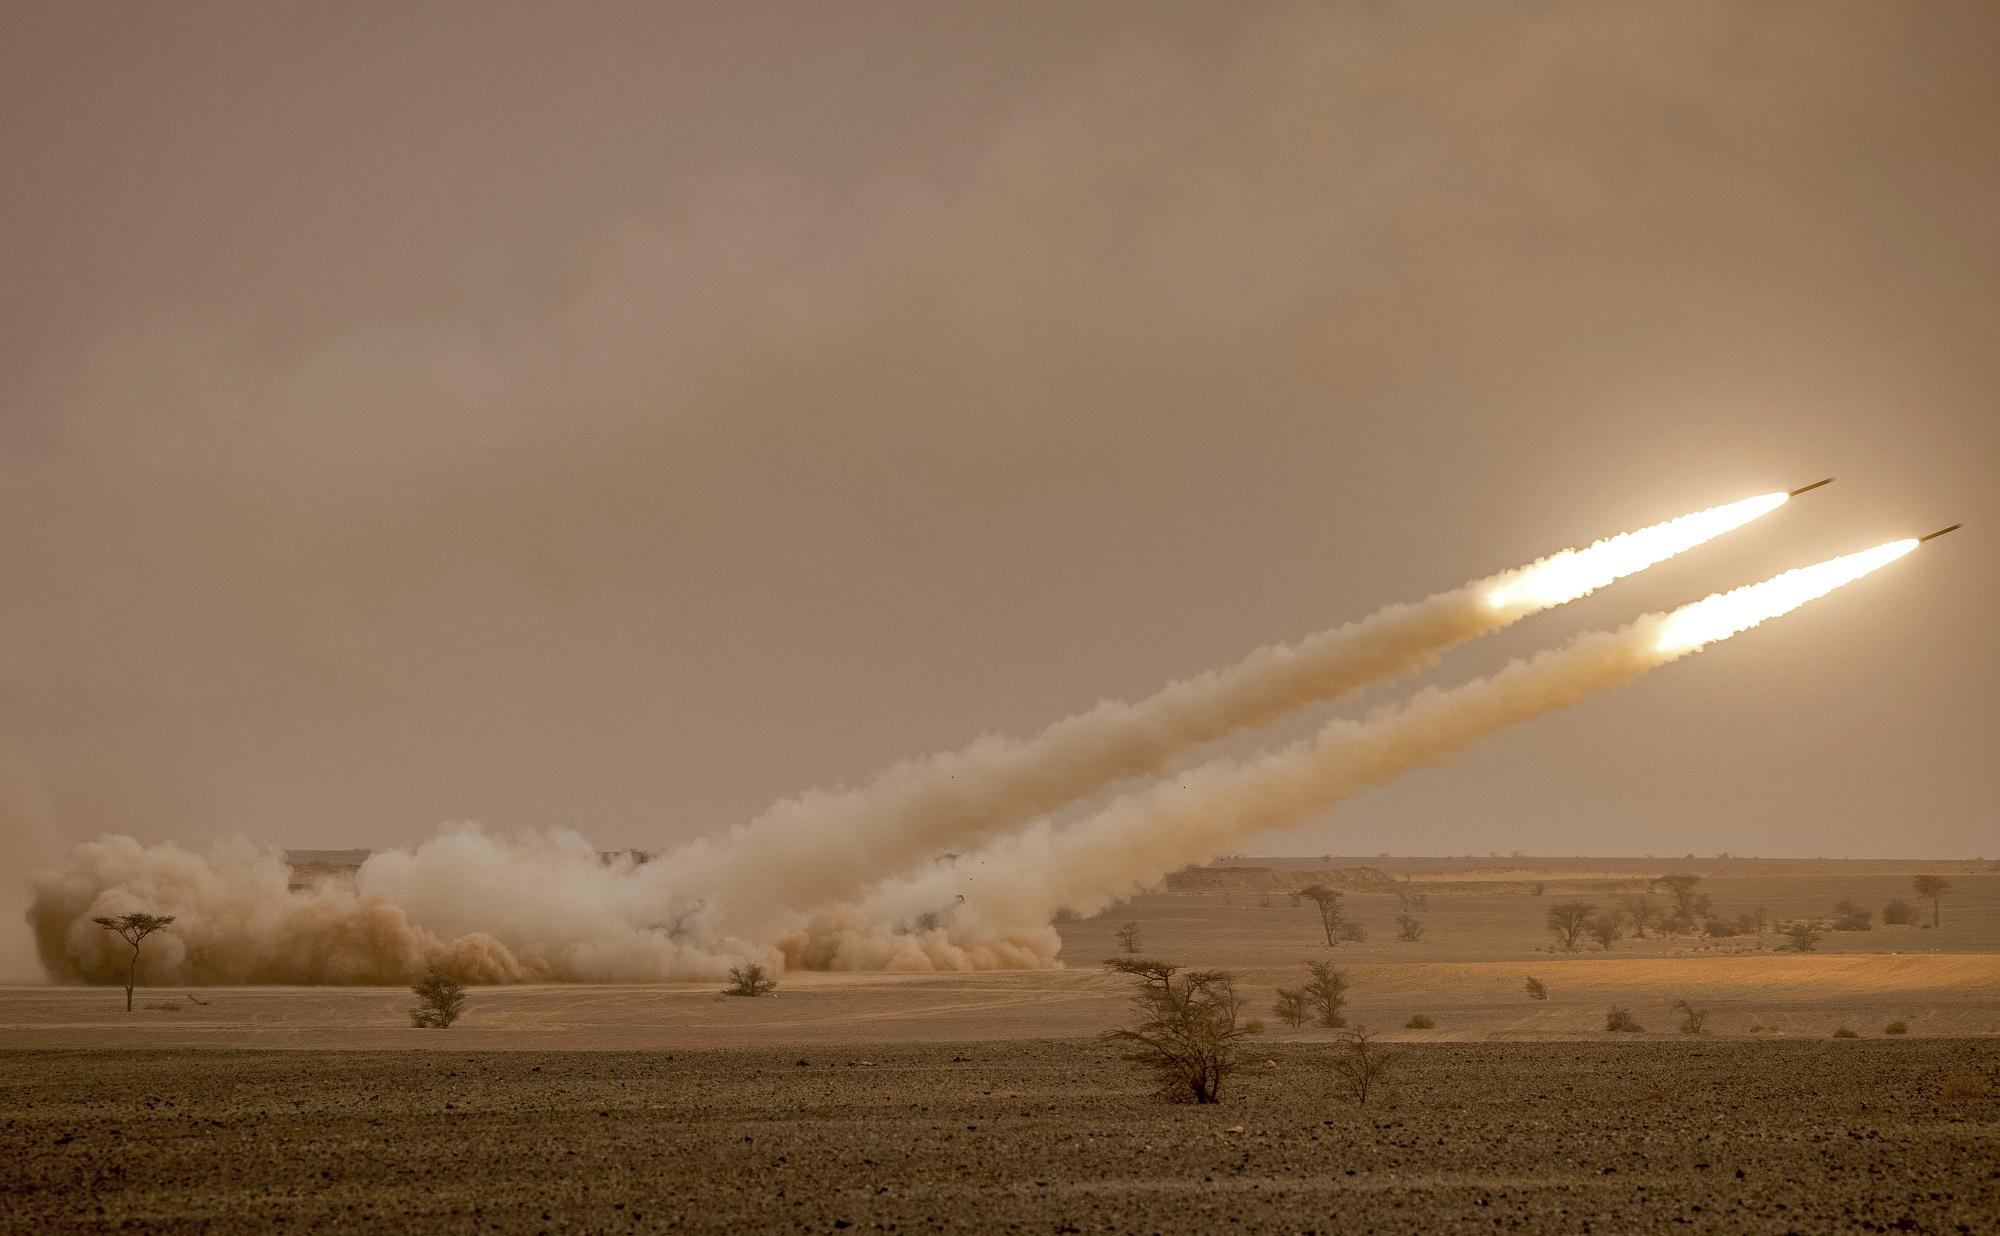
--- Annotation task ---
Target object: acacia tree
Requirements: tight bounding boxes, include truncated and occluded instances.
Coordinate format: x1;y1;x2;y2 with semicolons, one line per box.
92;913;175;1013
1654;873;1710;932
1102;959;1260;1103
1298;885;1346;945
1545;902;1594;952
1302;960;1349;1028
1271;988;1309;1028
1114;922;1142;954
1612;892;1658;938
1912;875;1952;928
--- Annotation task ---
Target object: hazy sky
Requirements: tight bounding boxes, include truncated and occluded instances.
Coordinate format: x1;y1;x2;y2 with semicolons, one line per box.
5;0;1996;957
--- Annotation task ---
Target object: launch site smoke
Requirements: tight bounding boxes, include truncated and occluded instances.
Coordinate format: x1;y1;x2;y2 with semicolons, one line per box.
27;489;1938;987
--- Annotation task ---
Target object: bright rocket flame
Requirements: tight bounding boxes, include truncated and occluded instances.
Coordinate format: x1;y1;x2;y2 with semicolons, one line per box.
1653;539;1917;653
1484;492;1791;611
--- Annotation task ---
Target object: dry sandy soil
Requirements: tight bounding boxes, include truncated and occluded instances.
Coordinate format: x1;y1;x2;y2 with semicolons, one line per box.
4;1040;1996;1233
5;858;1995;1230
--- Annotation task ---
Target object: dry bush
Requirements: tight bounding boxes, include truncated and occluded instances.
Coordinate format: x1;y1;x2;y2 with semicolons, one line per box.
1654;872;1709;932
1940;1074;1990;1103
1884;1020;1908;1035
1102;959;1260;1104
408;964;467;1028
1604;1007;1643;1033
1585;913;1622;950
1523;976;1548;1001
1881;898;1916;926
1672;999;1709;1035
1614;892;1658;938
1271;988;1309;1029
1395;914;1425;943
1329;1025;1397;1105
724;963;777;997
1830;900;1873;931
1545;902;1594;951
1114;922;1142;953
1832;1026;1860;1039
1405;1013;1435;1029
1777;920;1824;953
1303;960;1348;1028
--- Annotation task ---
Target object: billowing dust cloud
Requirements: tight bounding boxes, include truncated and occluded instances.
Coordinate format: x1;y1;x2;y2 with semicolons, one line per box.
30;499;1901;987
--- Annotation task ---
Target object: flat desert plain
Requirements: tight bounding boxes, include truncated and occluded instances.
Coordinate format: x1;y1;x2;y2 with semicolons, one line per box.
4;858;1996;1232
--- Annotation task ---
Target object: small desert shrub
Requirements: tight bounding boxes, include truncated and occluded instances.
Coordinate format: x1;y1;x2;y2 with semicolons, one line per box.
1530;881;1546;897
1523;976;1548;1001
1832;1026;1860;1039
1940;1074;1990;1103
408;964;467;1028
1337;921;1367;944
1585;914;1622;951
1102;959;1260;1104
1405;1013;1435;1029
1881;898;1916;926
1777;921;1824;953
1329;1025;1397;1105
1701;917;1739;939
1605;1007;1643;1033
724;964;778;997
1830;900;1873;931
1672;999;1709;1035
1395;914;1425;943
1884;1020;1908;1035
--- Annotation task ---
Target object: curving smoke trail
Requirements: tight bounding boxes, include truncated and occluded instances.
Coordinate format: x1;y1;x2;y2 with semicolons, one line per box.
787;540;1918;971
657;491;1792;939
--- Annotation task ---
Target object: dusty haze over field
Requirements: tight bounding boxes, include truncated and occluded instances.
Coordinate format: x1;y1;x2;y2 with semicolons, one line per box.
3;3;1996;978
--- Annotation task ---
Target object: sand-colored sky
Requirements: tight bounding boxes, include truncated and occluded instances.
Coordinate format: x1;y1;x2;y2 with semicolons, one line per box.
3;2;1995;970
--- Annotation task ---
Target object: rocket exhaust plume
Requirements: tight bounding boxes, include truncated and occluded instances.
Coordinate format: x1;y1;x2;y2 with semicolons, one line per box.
23;489;1808;985
659;488;1798;936
793;538;1914;971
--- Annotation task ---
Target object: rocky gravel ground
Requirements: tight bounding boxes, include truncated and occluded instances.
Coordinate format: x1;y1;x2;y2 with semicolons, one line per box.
3;1039;1996;1233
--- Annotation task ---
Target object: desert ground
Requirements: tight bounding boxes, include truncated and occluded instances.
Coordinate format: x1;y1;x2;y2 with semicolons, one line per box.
5;858;1996;1232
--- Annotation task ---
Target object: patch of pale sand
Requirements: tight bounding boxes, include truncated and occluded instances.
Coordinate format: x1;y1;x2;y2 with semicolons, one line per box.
2;952;1993;1050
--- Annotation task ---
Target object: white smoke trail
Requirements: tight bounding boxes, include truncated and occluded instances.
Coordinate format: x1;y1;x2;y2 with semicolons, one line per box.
661;491;1792;938
24;492;1799;985
790;540;1916;970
